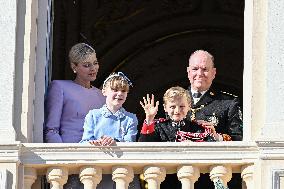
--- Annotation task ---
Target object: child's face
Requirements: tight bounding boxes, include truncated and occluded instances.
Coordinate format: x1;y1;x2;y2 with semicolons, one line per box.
163;96;190;122
103;86;128;109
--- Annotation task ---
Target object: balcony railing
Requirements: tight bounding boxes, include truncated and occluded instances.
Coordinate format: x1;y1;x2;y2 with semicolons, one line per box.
20;142;257;189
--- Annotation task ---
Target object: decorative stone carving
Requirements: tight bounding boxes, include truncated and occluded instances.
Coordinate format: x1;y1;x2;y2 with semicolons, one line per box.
24;167;37;189
0;169;7;189
272;169;284;189
209;165;232;187
177;165;200;189
46;167;68;189
143;166;166;189
79;166;102;189
112;166;134;189
241;164;254;189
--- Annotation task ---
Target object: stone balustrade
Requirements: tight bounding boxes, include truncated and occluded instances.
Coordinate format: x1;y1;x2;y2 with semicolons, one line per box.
18;142;258;189
23;164;254;189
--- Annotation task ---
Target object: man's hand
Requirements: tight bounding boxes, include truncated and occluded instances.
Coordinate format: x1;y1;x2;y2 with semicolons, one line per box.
196;120;219;139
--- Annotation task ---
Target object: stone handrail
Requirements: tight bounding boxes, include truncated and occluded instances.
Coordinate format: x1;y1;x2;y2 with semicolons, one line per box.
18;142;258;188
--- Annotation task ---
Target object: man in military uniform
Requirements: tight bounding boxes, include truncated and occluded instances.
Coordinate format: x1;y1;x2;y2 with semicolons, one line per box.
186;50;243;141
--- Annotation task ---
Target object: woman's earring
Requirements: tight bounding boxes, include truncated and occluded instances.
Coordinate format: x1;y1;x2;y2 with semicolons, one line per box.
73;70;76;73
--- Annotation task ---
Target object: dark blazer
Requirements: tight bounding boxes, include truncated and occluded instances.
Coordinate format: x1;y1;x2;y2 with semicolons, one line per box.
188;87;243;141
139;118;216;142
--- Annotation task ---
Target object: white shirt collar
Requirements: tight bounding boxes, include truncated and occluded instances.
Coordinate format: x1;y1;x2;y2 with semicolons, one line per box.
191;89;207;97
191;89;208;104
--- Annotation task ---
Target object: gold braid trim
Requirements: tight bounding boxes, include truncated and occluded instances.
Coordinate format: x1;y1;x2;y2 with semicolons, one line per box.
190;105;205;121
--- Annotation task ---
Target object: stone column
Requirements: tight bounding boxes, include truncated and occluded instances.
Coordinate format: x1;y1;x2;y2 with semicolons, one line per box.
79;166;102;189
46;167;68;189
0;169;7;189
241;165;254;189
177;165;200;189
259;0;284;140
112;166;134;189
24;167;37;189
0;0;17;142
209;165;232;188
143;166;166;189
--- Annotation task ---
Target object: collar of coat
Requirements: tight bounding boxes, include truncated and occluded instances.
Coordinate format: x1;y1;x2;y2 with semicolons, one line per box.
189;87;216;108
101;104;126;119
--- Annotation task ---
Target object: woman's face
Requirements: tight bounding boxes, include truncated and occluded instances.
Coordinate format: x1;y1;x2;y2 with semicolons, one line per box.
72;53;99;82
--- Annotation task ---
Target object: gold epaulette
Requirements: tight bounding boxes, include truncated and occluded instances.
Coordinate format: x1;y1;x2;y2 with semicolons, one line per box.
220;91;238;98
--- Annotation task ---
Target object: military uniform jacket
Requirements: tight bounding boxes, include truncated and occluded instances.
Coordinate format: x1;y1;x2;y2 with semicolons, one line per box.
188;87;243;141
138;118;216;142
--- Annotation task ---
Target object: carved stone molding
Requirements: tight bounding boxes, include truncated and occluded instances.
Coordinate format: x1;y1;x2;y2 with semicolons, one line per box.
272;170;284;189
0;169;7;189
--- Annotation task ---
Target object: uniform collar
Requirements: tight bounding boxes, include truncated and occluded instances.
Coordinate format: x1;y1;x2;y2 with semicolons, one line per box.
170;119;186;128
101;104;126;119
190;89;207;97
191;88;216;108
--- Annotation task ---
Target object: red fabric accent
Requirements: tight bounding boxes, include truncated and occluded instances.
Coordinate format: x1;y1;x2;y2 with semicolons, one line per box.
157;118;166;122
140;121;155;134
175;128;215;142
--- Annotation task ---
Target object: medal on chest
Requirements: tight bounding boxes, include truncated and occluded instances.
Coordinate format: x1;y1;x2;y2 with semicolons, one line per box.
190;105;205;121
207;112;219;127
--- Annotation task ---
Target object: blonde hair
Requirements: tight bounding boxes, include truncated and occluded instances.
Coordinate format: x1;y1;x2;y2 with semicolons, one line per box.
68;43;96;65
103;73;131;92
163;86;191;106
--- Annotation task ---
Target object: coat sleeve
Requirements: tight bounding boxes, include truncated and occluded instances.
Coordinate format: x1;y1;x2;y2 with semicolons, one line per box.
122;114;138;142
227;98;243;141
80;111;96;143
138;119;163;142
44;81;63;143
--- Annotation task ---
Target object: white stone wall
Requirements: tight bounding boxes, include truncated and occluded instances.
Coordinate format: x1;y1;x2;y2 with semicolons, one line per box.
0;1;17;141
262;0;284;139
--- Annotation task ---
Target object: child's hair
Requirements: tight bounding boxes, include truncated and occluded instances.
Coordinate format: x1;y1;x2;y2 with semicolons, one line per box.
103;72;133;92
163;86;191;106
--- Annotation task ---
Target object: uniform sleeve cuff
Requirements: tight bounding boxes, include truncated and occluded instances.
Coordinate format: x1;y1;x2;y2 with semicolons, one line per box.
141;120;155;134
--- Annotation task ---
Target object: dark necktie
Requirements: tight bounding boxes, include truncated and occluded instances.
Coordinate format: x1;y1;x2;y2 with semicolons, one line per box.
192;92;202;98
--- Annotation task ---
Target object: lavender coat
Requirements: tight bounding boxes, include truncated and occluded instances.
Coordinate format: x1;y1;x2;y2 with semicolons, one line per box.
44;80;105;143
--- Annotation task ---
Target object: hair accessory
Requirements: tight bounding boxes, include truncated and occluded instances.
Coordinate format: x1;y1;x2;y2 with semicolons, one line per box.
81;42;95;51
103;72;133;87
103;72;133;88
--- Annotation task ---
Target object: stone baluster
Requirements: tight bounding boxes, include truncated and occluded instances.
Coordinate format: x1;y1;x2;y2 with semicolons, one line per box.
241;164;254;189
46;167;68;189
112;166;134;189
143;166;166;189
0;169;7;189
177;165;200;189
79;166;102;189
209;165;232;188
24;167;37;189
